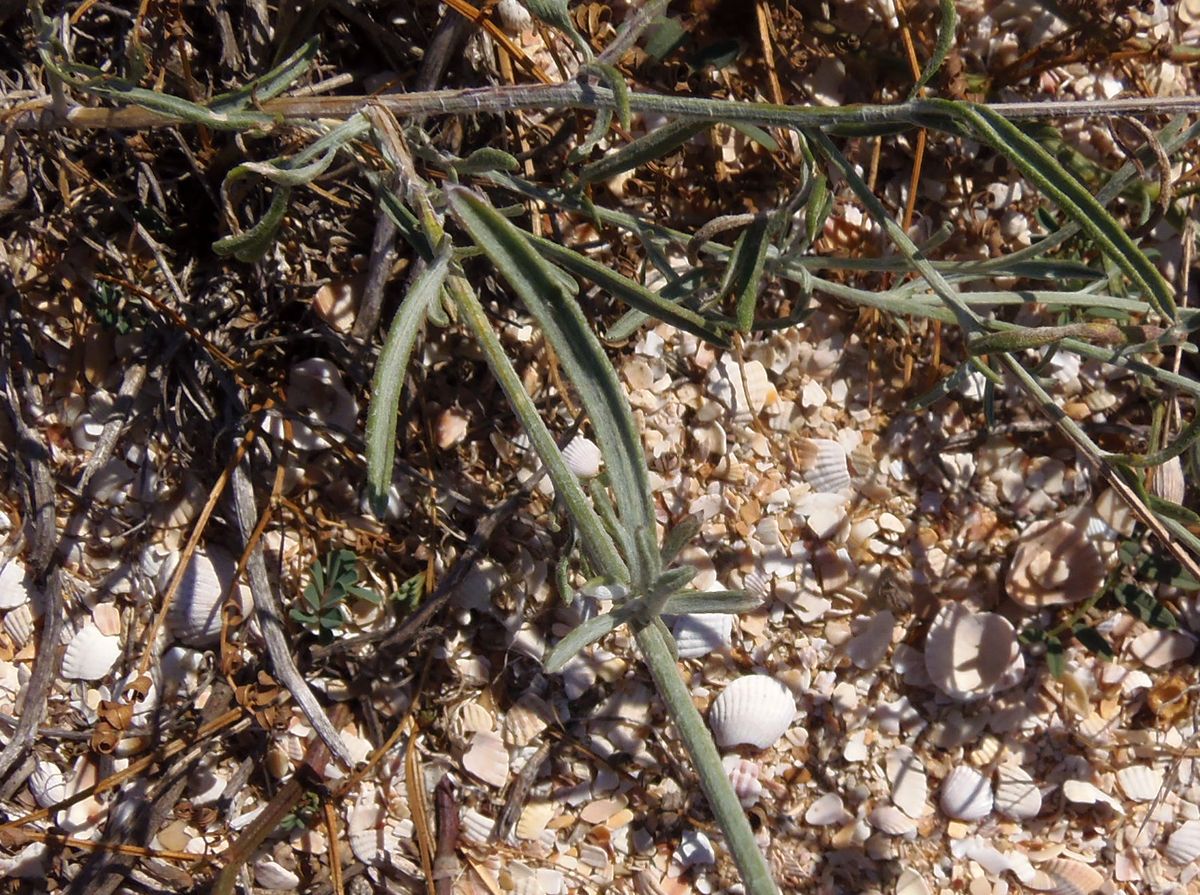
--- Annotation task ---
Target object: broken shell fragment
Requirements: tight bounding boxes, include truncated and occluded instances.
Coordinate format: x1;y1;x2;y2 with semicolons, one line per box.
1129;629;1196;669
1028;858;1104;895
462;730;510;788
868;804;917;836
924;602;1017;701
671;612;734;659
1006;517;1104;608
938;765;993;821
263;358;359;451
1150;456;1186;504
708;674;797;750
805;792;851;826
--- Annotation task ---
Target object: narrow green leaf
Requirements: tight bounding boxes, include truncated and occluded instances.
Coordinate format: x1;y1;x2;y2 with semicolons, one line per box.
718;215;771;334
543;602;640;673
453;147;521;175
728;122;779;153
1071;624;1115;660
589;62;631;130
804;174;831;247
641;15;687;61
213;186;291;262
909;0;956;98
1045;636;1066;678
660;516;701;565
661;590;763;615
366;244;452;515
581;120;710;184
210;37;319;111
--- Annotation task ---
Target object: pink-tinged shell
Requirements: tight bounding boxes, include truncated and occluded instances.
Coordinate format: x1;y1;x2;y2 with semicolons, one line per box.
938;766;993;821
1129;629;1196;669
61;624;121;681
796;438;852;494
924;602;1016;701
1028;858;1104;895
846;610;894;670
263;358;359;450
708;675;797;751
462;730;510;787
804;792;850;826
722;756;763;807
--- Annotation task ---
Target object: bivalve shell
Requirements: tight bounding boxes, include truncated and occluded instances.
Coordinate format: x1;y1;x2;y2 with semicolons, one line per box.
1166;818;1200;865
462;730;510;788
722;756;763;807
1027;858;1104;895
1006;517;1104;608
938;765;993;821
561;436;602;479
61;623;121;681
846;610;894;670
1129;629;1196;669
994;764;1042;819
165;547;246;647
805;792;850;826
254;859;301;890
924;602;1017;701
708;674;797;750
887;746;928;819
868;804;917;836
671;613;734;659
0;560;35;610
796;438;852;494
895;868;931;895
1115;764;1164;803
29;761;67;808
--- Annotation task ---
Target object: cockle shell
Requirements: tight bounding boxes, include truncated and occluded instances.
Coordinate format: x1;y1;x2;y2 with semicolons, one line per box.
462;730;509;787
1006;517;1104;608
62;623;121;681
887;746;928;819
1062;780;1123;813
994;764;1042;819
254;859;301;890
1166;819;1200;864
1150;456;1186;504
29;761;67;808
164;547;245;647
796;438;852;494
3;603;34;646
722;756;763;807
868;804;917;836
561;436;602;479
708;674;797;750
924;602;1017;701
263;358;359;451
706;357;775;418
938;765;993;821
0;560;34;610
671;613;734;659
1115;764;1164;802
1027;858;1104;895
895;868;932;895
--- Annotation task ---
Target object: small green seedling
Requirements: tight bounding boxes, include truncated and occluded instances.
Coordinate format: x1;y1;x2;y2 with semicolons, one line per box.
291;549;382;641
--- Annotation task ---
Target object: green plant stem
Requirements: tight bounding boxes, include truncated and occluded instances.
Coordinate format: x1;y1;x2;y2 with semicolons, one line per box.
634;621;781;895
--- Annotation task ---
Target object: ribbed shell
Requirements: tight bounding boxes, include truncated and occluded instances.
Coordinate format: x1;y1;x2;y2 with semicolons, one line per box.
671;613;734;659
29;761;67;808
1028;858;1104;895
868;805;917;836
0;560;33;610
561;436;602;479
61;624;121;681
994;764;1042;819
1166;819;1200;865
1115;764;1164;803
939;765;993;821
708;675;796;750
796;438;852;494
165;547;240;647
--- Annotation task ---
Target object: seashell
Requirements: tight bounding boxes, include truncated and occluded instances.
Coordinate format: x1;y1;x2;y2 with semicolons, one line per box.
796;438;852;494
938;765;993;821
263;358;359;451
1027;858;1104;895
673;829;715;869
1115;764;1164;803
722;756;763;807
706;357;775;418
254;859;301;890
887;746;928;819
993;764;1042;819
953;837;1036;882
164;547;246;647
1129;629;1196;669
924;602;1017;701
62;623;121;681
868;804;917;836
503;693;551;747
435;407;471;450
1150;456;1186;504
313;278;359;332
708;674;797;750
894;868;931;895
516;800;555;841
846;610;894;670
497;0;533;33
1166;818;1200;864
671;613;734;659
0;560;35;610
462;730;509;788
805;792;850;826
561;436;602;479
4;603;35;646
1061;780;1124;813
1006;516;1104;608
29;761;67;808
449;700;494;746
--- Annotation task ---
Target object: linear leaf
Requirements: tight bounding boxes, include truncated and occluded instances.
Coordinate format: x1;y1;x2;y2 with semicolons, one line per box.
581;119;710;184
661;590;763;615
543;603;639;673
909;0;956;98
212;186;291;261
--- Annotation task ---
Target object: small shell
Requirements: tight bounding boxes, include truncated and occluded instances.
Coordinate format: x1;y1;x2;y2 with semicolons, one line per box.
722;756;763;807
562;436;602;479
1150;457;1186;504
1027;858;1104;895
994;764;1042;819
165;547;244;647
254;859;301;890
706;357;775;417
496;0;532;33
671;613;734;659
1115;764;1164;802
1166;819;1200;864
29;761;67;808
62;623;121;681
516;801;556;841
435;407;471;450
1062;780;1123;813
264;358;359;450
939;765;993;822
0;560;34;610
4;603;35;646
887;746;928;819
1006;517;1104;608
796;438;852;494
895;868;932;895
503;693;551;747
868;804;917;836
846;611;893;670
673;829;716;869
708;674;797;750
1129;629;1196;669
805;792;850;826
462;730;510;788
924;602;1017;701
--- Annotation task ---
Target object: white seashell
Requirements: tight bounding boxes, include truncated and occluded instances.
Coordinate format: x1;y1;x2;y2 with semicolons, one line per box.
496;0;533;33
994;764;1042;819
561;436;602;479
516;801;555;841
165;547;245;647
868;804;917;836
1166;819;1200;864
804;792;850;826
1115;764;1164;802
846;611;894;670
671;613;734;659
1006;517;1104;608
434;407;471;450
1061;780;1124;813
0;560;35;610
1151;457;1186;504
29;761;67;808
1129;629;1196;669
706;357;775;418
1027;858;1104;895
953;837;1036;883
503;693;551;747
449;701;494;746
924;602;1016;701
4;603;35;645
62;623;121;681
887;746;928;819
708;674;797;750
673;829;715;869
263;358;359;450
254;859;301;890
462;730;509;788
722;756;763;807
938;765;993;821
796;438;852;494
894;868;931;895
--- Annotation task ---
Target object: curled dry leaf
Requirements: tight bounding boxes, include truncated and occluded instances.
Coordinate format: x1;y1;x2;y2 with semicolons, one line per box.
1006;516;1104;608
